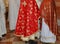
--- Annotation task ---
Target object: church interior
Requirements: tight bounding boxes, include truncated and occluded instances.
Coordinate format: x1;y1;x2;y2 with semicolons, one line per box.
0;0;60;44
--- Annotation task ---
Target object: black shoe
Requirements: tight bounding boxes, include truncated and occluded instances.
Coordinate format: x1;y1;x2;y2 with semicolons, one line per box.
29;40;38;44
42;42;47;44
2;34;6;37
0;37;2;41
25;41;28;44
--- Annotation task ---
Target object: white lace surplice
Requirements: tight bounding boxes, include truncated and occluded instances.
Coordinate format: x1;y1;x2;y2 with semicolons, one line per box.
41;18;56;43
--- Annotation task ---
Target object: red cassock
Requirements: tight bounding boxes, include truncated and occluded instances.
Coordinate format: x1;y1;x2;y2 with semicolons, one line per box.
15;0;40;37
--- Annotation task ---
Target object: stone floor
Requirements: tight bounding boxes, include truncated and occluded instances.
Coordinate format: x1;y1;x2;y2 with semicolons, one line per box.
0;29;60;44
